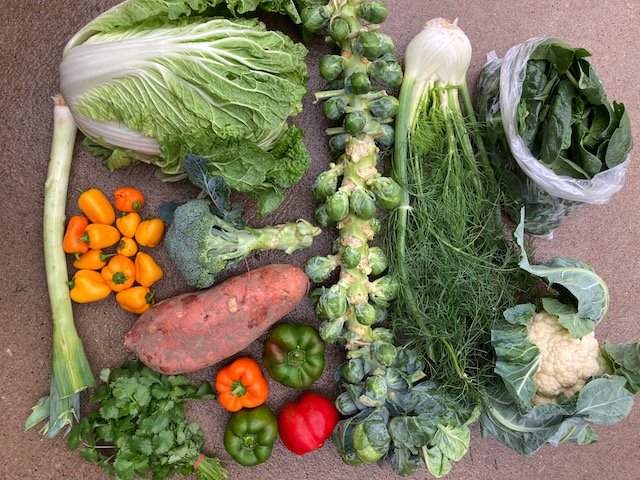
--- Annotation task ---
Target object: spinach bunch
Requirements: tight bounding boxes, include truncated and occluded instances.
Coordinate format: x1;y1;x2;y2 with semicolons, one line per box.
67;361;226;480
518;42;632;178
477;38;633;235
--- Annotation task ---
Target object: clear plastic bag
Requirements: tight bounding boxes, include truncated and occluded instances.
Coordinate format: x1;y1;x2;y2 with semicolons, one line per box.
478;38;631;237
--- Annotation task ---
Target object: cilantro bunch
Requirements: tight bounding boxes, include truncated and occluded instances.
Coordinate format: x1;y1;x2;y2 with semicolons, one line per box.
67;361;227;480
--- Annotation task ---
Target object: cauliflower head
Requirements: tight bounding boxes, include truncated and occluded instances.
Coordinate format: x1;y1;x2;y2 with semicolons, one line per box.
527;311;606;405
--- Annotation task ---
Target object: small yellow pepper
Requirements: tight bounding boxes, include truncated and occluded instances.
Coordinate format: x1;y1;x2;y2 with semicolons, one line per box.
116;286;155;314
135;252;164;287
69;270;112;303
78;188;116;225
101;255;136;292
116;212;141;238
80;224;121;250
135;218;165;248
117;237;138;258
73;250;112;270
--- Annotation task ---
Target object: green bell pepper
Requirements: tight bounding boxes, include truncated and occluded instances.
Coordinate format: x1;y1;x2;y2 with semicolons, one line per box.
262;323;325;389
224;405;278;467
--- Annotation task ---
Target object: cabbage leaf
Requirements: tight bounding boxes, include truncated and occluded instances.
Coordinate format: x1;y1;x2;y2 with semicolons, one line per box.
60;4;311;213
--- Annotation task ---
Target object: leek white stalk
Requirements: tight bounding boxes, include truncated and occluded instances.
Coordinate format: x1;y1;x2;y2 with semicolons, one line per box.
25;96;95;438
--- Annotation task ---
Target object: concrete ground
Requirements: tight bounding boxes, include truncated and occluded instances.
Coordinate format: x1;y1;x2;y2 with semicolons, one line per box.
1;1;639;479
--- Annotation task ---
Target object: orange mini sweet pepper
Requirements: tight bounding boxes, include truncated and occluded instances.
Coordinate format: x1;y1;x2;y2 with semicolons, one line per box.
114;187;145;213
134;252;164;287
101;255;136;292
215;357;269;412
116;238;138;258
69;270;111;303
116;212;141;238
116;286;155;314
63;215;89;256
135;218;165;248
73;250;112;270
80;224;121;250
78;188;116;225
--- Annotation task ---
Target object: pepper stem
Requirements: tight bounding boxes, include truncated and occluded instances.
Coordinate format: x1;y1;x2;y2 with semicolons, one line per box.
230;380;247;398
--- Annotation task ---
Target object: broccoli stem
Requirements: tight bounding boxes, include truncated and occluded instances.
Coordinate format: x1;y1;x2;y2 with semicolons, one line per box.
246;220;321;255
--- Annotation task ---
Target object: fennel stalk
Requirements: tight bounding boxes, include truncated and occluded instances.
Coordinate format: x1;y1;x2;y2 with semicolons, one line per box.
25;96;95;438
386;19;526;397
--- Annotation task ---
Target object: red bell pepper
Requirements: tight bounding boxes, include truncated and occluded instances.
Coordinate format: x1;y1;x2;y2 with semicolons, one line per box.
278;392;339;455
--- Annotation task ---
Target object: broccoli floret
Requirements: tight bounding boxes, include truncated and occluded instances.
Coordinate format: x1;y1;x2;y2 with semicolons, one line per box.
165;199;321;289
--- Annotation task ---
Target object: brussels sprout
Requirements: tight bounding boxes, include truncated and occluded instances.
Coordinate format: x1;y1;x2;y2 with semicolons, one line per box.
330;17;351;43
301;6;331;33
351;410;391;463
341;246;361;269
370;59;403;88
369;96;399;119
384;367;409;392
342;358;367;384
361;376;388;405
350;186;376;220
378;34;395;56
313;168;340;201
369;275;399;308
335;391;360;415
319;316;346;342
344;111;367;136
309;287;323;305
305;255;338;283
323;95;349;121
355;302;377;326
394;348;427;377
369;176;402;210
374;305;388;324
353;32;384;61
332;236;342;254
371;341;398;367
329;133;349;154
325;78;345;91
357;1;388;24
367;247;388;276
320;54;345;81
317;284;348;319
371;327;394;344
349;72;371;95
325;190;350;222
375;124;395;148
315;204;335;228
370;218;382;236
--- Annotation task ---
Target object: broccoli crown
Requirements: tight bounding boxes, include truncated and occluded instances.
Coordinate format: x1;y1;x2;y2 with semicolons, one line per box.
165;199;247;289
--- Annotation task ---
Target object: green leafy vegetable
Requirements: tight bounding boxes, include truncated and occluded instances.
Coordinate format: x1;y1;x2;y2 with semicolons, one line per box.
477;38;633;235
67;361;227;480
61;4;311;196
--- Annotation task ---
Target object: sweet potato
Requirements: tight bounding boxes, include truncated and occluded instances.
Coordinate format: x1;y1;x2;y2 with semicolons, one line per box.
123;264;309;374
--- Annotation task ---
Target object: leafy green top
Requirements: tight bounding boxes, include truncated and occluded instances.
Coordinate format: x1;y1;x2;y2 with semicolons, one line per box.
67;361;225;480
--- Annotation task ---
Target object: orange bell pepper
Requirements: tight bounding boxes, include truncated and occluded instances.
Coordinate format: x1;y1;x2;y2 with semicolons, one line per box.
101;255;136;292
135;218;165;248
78;188;116;225
114;187;145;213
117;238;138;258
134;252;164;287
73;250;113;270
69;270;111;303
215;358;269;412
80;224;121;250
63;215;89;255
116;212;141;238
116;286;155;314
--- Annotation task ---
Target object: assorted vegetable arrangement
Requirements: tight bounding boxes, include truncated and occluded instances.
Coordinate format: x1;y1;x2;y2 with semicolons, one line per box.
27;0;638;478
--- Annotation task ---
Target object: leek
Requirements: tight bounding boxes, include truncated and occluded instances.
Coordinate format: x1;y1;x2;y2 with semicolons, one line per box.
25;96;95;438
